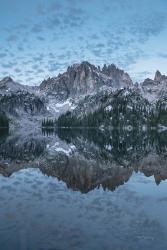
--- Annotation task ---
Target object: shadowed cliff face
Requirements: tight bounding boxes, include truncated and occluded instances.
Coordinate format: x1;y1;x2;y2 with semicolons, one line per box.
0;77;47;127
0;91;46;116
40;62;133;100
39;62;167;105
0;128;166;193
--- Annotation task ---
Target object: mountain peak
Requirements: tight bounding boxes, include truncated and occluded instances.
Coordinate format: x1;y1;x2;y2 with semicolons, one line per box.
154;70;162;81
154;70;167;82
0;76;27;94
101;63;126;75
67;61;97;73
1;76;14;84
40;61;133;98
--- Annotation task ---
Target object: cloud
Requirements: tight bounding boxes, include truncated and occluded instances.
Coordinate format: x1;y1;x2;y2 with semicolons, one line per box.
135;71;152;78
47;16;61;29
36;36;45;41
33;54;44;62
48;1;62;13
1;62;16;68
26;77;35;82
158;53;167;58
0;53;7;58
17;46;24;51
31;64;39;70
14;68;22;73
1;0;167;85
36;69;45;74
6;34;18;42
92;49;103;57
36;2;48;16
31;24;44;33
37;1;62;15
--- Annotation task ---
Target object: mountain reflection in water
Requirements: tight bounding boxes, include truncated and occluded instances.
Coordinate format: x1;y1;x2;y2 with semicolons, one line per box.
0;128;167;192
0;128;167;250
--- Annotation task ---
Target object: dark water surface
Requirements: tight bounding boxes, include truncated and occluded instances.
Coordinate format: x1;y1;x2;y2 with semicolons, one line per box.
0;128;167;250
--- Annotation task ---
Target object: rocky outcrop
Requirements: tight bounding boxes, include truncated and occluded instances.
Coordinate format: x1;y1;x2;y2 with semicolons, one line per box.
101;64;133;87
0;90;46;116
154;70;167;82
141;71;167;102
40;61;133;100
0;76;31;94
0;77;47;125
40;63;167;104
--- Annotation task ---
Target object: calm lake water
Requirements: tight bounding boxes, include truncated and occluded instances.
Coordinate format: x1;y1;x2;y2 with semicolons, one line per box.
0;128;167;250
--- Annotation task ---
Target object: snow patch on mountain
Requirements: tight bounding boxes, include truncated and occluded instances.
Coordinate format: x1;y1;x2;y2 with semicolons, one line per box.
46;98;77;117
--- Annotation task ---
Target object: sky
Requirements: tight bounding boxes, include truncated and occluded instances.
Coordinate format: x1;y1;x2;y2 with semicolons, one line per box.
0;0;167;85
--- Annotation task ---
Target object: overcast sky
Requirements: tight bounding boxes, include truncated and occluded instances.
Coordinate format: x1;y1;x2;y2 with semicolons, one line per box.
0;0;167;85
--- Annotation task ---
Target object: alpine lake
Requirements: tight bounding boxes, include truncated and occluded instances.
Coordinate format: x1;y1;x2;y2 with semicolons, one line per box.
0;127;167;250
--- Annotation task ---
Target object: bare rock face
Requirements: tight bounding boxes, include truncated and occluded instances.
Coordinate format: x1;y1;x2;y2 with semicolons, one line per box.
0;77;47;124
0;77;22;93
101;64;133;87
141;71;167;102
0;91;46;117
0;76;34;94
154;70;167;82
40;61;133;100
0;76;13;85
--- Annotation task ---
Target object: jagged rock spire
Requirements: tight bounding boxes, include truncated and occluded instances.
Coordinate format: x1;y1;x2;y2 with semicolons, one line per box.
40;61;133;99
154;70;162;81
